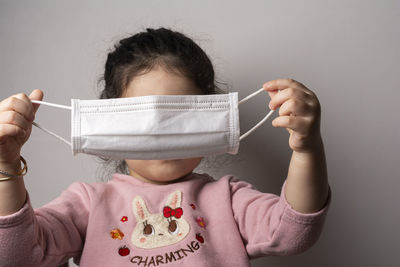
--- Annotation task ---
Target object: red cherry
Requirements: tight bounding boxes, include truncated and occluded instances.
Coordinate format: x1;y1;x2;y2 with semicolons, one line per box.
196;233;204;243
118;245;130;256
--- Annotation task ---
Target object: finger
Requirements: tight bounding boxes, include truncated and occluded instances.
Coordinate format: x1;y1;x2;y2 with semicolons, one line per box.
0;111;30;131
13;93;34;117
269;87;311;110
0;123;26;139
272;115;310;134
0;96;34;122
266;89;278;101
28;89;44;114
278;98;313;117
264;78;312;95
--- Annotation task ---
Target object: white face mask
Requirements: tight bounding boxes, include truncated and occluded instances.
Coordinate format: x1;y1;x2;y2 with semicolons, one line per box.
31;88;274;160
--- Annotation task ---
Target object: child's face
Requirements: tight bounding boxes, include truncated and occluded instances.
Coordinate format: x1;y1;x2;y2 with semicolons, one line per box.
122;65;203;184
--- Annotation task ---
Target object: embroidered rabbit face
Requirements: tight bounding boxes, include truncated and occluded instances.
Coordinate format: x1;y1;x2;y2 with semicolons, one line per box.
131;190;190;249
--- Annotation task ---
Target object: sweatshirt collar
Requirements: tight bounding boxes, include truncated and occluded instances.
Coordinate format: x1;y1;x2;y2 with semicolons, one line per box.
110;171;204;187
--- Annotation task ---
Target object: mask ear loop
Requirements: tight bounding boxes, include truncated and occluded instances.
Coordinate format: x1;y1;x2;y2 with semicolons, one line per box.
30;100;72;147
238;88;275;141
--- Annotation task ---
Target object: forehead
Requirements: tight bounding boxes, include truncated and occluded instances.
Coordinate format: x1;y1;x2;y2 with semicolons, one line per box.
123;66;202;97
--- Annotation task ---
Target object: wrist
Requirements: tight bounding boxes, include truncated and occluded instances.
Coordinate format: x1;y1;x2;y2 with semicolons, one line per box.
0;157;22;177
293;133;324;155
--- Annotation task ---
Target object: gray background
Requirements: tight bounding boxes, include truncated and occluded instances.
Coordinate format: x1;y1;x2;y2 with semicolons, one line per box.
1;0;399;266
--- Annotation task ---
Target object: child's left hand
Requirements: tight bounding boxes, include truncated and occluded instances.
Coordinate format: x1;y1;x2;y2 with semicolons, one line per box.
263;79;321;153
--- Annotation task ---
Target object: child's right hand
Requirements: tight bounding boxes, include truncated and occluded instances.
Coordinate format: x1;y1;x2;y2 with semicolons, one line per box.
0;89;43;164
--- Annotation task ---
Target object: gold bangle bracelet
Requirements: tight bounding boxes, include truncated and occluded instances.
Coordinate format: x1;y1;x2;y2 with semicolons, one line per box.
0;156;28;181
16;156;28;176
0;176;14;181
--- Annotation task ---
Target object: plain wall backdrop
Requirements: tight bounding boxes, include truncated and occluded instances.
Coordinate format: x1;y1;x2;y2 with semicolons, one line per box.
1;0;399;266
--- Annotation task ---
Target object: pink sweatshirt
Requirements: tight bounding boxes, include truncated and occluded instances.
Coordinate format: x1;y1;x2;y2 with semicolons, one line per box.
0;172;330;267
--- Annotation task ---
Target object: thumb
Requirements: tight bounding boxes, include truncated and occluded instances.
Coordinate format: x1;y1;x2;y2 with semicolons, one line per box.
29;89;44;114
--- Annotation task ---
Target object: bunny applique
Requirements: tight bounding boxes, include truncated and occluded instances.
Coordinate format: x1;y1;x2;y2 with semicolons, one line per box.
131;190;191;249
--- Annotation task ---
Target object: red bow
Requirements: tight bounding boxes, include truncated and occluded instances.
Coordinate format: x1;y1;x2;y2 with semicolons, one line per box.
163;206;183;219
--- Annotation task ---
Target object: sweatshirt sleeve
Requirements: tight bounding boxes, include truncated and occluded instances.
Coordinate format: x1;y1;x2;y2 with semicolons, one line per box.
229;177;331;259
0;182;90;267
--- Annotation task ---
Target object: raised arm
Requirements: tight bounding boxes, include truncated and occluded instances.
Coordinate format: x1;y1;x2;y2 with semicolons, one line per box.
0;89;43;215
264;79;329;213
0;90;88;266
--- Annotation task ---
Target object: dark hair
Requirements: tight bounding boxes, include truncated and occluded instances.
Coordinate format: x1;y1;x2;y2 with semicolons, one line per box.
99;27;223;100
96;27;225;179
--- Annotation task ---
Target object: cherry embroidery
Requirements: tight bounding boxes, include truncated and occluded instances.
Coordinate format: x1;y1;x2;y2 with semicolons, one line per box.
118;245;130;256
196;233;204;243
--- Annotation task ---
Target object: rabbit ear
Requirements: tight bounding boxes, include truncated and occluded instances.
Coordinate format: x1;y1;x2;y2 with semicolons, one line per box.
132;196;150;222
165;190;182;209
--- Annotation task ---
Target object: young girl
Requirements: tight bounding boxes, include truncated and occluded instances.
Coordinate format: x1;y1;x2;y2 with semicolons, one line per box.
0;28;330;266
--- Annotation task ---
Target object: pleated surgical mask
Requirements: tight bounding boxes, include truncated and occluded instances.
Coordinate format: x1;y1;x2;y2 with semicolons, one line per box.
31;88;274;160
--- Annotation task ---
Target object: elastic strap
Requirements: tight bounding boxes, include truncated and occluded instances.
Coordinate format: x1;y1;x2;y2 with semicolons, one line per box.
30;100;72;146
32;121;71;146
238;88;275;141
31;100;71;110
